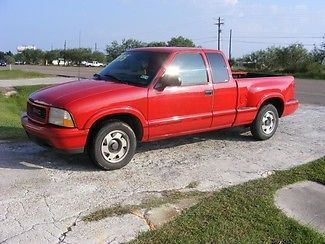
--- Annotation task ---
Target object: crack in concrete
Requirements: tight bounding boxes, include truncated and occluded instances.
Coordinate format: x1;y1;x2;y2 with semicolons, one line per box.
58;212;80;243
1;222;39;243
57;202;95;243
0;207;82;244
42;195;63;233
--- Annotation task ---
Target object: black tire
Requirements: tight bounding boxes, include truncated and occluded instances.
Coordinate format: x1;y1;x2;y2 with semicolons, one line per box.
89;121;137;170
250;104;279;140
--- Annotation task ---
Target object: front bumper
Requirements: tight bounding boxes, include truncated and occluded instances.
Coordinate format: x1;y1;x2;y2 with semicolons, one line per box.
21;113;88;153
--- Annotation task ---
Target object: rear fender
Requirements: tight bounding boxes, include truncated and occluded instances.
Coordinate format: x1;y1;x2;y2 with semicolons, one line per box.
257;93;284;110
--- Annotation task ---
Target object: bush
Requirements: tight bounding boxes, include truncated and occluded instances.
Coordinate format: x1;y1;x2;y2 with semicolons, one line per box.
4;55;15;64
238;43;325;78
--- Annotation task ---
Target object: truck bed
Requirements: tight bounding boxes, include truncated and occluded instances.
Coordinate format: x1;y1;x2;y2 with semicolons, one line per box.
232;75;296;126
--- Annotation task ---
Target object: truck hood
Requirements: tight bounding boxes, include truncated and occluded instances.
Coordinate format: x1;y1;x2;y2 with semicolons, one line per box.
29;79;140;107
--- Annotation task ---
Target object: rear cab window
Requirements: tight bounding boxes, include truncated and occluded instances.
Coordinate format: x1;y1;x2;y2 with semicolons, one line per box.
206;53;229;83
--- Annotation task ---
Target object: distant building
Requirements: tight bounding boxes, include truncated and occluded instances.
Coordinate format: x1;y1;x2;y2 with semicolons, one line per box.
17;45;37;53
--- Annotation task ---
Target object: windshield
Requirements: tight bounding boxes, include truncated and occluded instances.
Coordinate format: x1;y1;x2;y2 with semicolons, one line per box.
96;51;169;86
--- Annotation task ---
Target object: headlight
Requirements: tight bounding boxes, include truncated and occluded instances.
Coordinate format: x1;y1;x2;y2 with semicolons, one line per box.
48;107;75;127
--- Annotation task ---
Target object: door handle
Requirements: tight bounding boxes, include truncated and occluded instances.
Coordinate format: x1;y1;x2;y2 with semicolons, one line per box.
204;89;213;96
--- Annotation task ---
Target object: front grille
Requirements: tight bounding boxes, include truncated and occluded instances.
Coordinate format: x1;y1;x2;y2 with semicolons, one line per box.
27;101;48;124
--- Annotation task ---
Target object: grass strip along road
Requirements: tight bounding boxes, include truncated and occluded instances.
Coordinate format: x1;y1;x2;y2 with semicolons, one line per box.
0;70;48;80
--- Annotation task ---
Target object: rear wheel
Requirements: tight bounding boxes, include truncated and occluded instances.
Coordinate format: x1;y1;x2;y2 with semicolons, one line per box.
251;104;279;140
89;121;137;170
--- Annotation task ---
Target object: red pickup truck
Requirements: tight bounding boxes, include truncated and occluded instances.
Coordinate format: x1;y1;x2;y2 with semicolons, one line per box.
22;47;298;170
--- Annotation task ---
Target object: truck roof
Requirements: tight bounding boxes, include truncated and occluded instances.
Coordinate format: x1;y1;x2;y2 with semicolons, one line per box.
130;47;223;53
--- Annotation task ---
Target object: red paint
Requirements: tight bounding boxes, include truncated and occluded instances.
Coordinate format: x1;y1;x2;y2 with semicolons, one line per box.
21;48;299;152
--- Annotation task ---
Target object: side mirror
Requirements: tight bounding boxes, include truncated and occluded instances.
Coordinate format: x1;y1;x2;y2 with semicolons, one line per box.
155;75;181;91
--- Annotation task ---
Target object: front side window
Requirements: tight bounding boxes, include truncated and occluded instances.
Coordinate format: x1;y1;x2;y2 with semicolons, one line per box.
167;53;208;86
206;53;229;83
96;51;169;86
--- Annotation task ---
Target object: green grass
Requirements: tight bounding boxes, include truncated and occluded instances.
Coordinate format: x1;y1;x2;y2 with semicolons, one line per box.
294;72;325;80
82;190;206;222
0;85;46;139
133;158;325;244
0;70;48;80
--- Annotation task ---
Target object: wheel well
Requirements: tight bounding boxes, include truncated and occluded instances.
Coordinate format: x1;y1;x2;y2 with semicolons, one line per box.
87;113;143;144
260;98;284;117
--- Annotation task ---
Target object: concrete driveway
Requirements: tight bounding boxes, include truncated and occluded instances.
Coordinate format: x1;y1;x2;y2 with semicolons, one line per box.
0;104;324;243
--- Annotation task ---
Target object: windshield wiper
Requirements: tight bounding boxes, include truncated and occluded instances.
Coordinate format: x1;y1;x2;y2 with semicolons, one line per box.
102;74;128;84
93;73;102;79
95;73;145;87
93;73;126;83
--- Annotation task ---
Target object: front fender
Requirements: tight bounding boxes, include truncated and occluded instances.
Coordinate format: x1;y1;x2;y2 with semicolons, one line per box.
83;106;148;130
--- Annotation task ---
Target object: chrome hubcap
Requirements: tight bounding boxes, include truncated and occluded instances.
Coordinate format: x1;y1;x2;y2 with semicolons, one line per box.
101;130;130;163
262;111;276;135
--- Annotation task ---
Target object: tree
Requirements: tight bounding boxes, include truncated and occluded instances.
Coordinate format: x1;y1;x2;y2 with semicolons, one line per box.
0;51;13;60
167;36;195;47
280;43;311;72
311;40;325;64
240;43;312;73
21;49;44;64
91;51;106;63
106;39;146;62
146;41;167;47
5;51;13;56
4;55;15;64
62;48;92;65
44;49;61;64
14;53;26;63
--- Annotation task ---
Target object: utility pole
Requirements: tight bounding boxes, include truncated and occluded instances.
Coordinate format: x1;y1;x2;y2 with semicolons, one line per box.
78;31;81;48
78;31;81;80
228;29;232;60
214;17;224;50
64;40;67;50
94;42;97;52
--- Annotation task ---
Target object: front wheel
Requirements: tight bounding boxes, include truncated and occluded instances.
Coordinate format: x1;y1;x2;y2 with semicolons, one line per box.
89;121;137;170
250;104;279;140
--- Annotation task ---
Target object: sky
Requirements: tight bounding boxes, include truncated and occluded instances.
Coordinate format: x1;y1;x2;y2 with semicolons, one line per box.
1;0;325;58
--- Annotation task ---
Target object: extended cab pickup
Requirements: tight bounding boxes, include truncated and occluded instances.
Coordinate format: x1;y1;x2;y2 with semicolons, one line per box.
22;47;299;170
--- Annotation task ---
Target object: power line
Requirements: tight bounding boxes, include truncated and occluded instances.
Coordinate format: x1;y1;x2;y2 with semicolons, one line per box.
232;36;323;39
191;35;323;41
230;40;316;46
199;39;317;46
191;36;217;41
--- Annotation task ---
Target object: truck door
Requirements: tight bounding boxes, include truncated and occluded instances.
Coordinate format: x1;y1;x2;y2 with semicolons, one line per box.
148;52;213;139
206;52;237;128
